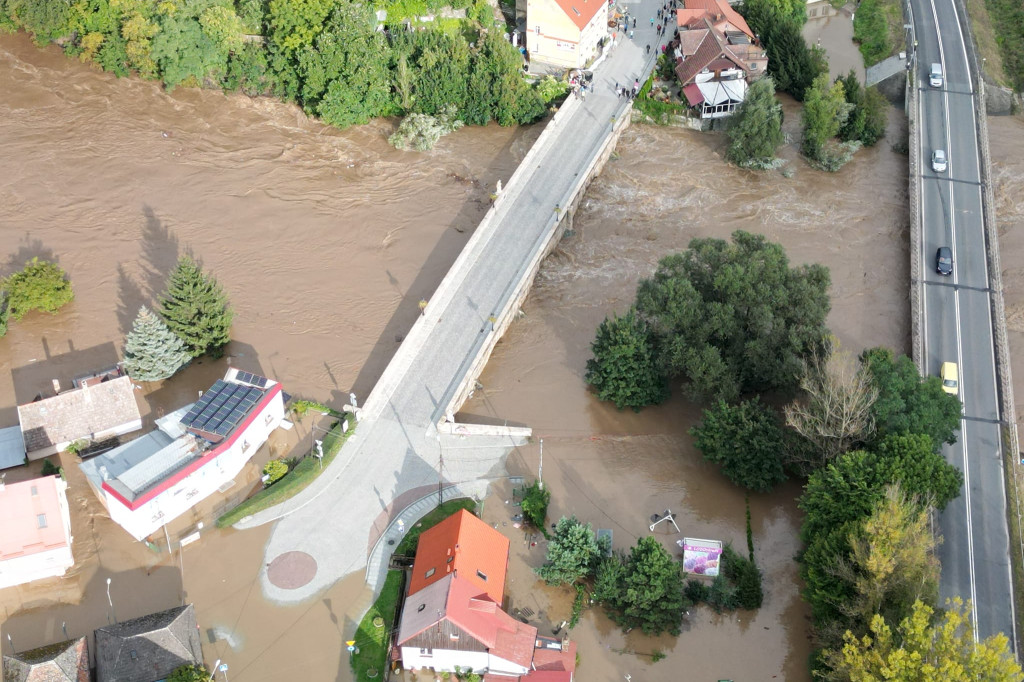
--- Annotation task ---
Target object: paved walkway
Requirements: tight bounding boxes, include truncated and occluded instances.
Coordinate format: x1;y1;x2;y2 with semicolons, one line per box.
241;6;663;605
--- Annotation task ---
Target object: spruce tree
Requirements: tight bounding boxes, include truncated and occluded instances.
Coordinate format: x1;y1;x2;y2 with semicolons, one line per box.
123;306;191;381
159;255;234;358
727;77;784;169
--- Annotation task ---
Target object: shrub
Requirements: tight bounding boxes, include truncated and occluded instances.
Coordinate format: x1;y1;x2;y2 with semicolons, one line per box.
389;105;464;151
520;481;550;531
585;307;667;411
41;459;61;476
2;257;73;321
168;665;209;682
536;75;568;104
263;459;289;485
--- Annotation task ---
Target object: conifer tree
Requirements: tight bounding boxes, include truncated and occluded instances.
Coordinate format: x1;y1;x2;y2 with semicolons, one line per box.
727;77;785;169
122;306;191;382
159;255;234;358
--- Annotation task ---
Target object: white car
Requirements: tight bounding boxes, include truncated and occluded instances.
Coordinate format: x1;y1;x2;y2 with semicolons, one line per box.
932;149;947;173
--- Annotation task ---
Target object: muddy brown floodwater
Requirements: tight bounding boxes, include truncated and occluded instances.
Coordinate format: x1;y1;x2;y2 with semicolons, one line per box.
0;25;916;682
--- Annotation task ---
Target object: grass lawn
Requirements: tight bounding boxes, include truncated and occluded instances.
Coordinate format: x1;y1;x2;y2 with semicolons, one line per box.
1003;430;1024;652
216;417;356;528
352;569;404;681
852;0;904;67
966;0;1009;88
394;497;478;556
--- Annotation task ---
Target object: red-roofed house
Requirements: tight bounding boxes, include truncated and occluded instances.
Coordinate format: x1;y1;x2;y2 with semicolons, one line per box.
0;475;74;589
397;510;577;679
407;509;509;603
525;0;608;73
675;0;756;39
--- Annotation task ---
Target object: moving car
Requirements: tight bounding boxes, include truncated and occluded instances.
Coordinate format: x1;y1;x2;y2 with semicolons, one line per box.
932;149;947;173
940;361;959;396
930;63;943;87
936;246;953;275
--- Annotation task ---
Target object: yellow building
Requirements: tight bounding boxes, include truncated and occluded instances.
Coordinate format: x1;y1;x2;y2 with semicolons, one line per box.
526;0;609;73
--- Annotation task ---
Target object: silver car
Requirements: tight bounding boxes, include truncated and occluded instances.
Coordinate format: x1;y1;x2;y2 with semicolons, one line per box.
932;149;947;173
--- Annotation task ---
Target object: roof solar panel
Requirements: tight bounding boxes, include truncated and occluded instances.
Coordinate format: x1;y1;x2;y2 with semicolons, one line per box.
181;380;266;439
234;370;270;389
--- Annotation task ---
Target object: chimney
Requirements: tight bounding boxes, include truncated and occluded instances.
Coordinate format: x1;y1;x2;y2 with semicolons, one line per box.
52;379;60;394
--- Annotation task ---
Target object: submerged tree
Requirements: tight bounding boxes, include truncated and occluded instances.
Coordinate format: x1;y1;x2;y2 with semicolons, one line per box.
585;307;668;410
122;306;191;382
159;255;234;358
536;516;607;586
2;257;74;321
594;536;686;636
690;398;787;492
726;77;785;169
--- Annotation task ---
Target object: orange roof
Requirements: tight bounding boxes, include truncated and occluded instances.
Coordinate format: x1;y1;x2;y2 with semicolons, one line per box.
0;476;71;560
408;509;509;603
677;0;754;39
553;0;607;32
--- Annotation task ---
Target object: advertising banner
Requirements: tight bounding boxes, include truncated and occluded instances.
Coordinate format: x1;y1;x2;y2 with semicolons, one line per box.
678;537;723;577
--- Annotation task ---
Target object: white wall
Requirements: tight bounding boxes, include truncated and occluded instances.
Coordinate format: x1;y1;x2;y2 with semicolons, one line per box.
400;647;489;673
488;653;530;676
107;393;285;541
0;545;75;589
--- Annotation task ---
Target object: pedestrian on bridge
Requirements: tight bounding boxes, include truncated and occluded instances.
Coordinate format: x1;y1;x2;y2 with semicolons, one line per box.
650;16;654;25
632;17;636;27
630;29;634;39
646;43;651;54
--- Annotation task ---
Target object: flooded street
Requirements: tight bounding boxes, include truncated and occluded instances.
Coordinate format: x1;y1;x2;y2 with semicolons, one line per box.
0;23;920;682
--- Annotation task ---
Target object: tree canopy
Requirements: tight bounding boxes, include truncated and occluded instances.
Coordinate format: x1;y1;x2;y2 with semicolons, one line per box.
690;398;787;492
535;516;607;586
1;257;74;323
159;255;234;358
585;307;668;410
634;230;831;402
594;537;686;636
726;77;784;169
861;347;962;449
122;306;191;382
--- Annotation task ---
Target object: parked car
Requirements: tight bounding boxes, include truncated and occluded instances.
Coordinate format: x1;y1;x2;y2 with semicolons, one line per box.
940;361;959;396
936;246;953;275
932;149;947;173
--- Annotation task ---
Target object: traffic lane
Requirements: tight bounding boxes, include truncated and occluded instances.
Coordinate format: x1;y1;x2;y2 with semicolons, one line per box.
962;417;1014;642
933;0;973;90
958;287;1000;420
950;182;987;289
937;440;973;605
923;280;958;391
946;92;982;181
909;0;939;59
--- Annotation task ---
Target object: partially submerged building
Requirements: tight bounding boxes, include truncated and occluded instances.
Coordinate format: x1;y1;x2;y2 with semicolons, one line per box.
17;369;142;461
0;475;75;589
2;636;89;682
80;369;285;541
94;604;203;682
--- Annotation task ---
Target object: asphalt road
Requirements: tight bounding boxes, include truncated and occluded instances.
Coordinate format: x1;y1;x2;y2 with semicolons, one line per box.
243;19;663;604
912;0;1016;645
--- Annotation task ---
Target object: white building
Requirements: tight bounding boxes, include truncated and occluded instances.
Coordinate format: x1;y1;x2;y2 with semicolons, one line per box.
80;369;286;541
0;475;75;589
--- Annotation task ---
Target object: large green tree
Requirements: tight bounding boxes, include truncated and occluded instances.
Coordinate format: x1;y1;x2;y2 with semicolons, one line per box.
463;31;543;127
836;70;888;147
536;516;607;586
150;12;228;89
819;598;1023;681
585;307;667;411
690;398;787;492
861;347;962;449
726;77;784;169
594;537;686;636
801;73;847;159
122;306;191;382
159;255;234;358
2;257;74;321
741;0;823;101
635;230;831;402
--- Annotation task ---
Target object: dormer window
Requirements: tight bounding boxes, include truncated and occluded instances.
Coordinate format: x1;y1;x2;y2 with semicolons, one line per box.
477;570;487;581
425;567;435;578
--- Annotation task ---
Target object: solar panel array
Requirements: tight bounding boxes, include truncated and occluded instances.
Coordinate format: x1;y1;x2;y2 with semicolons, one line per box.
181;380;264;439
234;371;269;388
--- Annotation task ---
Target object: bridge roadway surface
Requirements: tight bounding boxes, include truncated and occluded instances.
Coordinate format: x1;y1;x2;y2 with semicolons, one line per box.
239;14;663;604
912;0;1016;644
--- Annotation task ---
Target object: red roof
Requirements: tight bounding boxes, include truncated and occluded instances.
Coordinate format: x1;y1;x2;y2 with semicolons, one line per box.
532;639;577;672
674;19;748;86
408;509;509;603
683;83;705;105
676;0;754;39
522;673;573;682
554;0;607;31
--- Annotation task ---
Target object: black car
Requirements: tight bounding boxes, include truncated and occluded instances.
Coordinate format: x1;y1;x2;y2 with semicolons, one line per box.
936;246;953;276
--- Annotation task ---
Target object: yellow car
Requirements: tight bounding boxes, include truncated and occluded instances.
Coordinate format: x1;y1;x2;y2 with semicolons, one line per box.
940;362;959;396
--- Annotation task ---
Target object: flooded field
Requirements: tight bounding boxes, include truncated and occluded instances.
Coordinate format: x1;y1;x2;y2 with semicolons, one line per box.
0;25;920;682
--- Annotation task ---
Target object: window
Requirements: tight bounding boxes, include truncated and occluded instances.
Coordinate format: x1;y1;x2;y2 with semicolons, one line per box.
425;567;435;578
476;569;487;581
535;25;541;34
37;514;47;528
30;486;38;496
450;633;460;641
420;648;432;657
265;413;274;425
447;556;454;564
417;603;426;612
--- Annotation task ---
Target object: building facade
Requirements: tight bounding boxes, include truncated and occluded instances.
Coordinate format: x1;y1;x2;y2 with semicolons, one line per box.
80;369;285;541
526;0;608;72
0;476;74;590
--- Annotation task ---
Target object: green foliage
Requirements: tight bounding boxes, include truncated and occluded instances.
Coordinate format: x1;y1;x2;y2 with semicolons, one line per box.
351;569;403;682
742;0;823;100
987;0;1024;91
4;0;70;44
633;74;687;125
852;0;902;67
462;31;543;127
801;73;848;159
263;459;289;485
122;306;191;382
690;398;787;493
535;75;568;104
393;498;477;555
2;257;73;321
389;105;464;151
635;230;831;402
223;42;276;95
392;28;471;114
585;307;667;411
860;347;962;449
151;12;227;89
40;459;62;476
64;439;88;456
520;481;550;531
168;664;210;682
836;71;888;147
726;77;784;169
568;583;588;628
291;399;339;416
0;297;8;338
536;516;607;585
159;255;234;358
594;537;687;636
685;545;762;612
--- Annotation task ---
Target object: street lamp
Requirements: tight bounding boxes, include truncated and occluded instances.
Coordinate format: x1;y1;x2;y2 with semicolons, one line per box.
106;578;117;624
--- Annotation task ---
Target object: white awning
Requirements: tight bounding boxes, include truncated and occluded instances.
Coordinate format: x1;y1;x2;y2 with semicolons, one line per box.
696;78;747;105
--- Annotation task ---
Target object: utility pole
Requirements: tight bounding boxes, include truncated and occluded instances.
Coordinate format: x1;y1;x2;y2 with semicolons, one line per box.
106;578;117;624
538;439;544;489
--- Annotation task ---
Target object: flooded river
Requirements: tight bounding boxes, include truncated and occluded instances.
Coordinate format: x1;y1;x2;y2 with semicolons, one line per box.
0;26;922;682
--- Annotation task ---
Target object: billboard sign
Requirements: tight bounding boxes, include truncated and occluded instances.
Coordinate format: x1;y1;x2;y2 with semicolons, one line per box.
678;537;723;577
